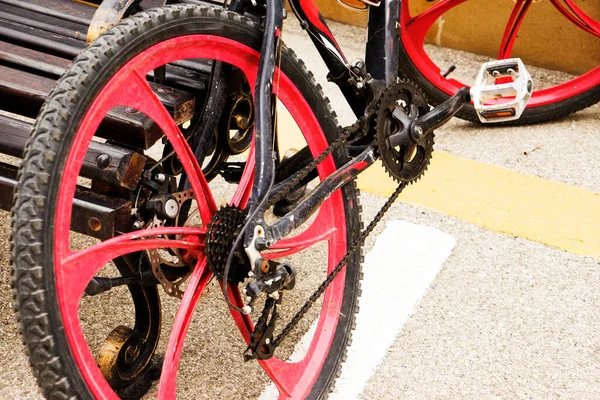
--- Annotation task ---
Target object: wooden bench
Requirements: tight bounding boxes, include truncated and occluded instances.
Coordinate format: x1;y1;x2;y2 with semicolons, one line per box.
0;0;212;239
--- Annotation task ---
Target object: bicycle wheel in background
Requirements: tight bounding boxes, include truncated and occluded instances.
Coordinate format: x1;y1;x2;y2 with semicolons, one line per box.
11;5;361;399
398;0;600;124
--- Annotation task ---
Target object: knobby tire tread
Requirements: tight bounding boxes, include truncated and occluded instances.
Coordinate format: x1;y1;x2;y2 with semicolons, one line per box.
11;4;363;399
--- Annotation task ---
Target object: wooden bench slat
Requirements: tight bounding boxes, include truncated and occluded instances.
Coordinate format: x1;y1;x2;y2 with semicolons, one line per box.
0;10;87;41
0;114;33;157
0;40;210;94
0;2;88;33
0;63;50;116
0;0;222;237
0;64;163;148
0;113;148;190
0;41;70;76
0;43;198;126
0;64;196;149
0;17;83;58
0;161;131;239
0;0;94;25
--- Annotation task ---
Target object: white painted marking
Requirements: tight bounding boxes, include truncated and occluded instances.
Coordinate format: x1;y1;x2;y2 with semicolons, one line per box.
260;220;456;399
259;376;279;399
330;220;455;399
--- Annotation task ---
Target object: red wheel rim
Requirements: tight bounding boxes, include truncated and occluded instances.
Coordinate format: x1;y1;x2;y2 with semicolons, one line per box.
400;0;600;108
53;35;348;399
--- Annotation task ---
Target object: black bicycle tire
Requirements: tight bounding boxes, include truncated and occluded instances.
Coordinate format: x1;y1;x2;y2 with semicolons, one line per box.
398;31;600;125
11;4;363;399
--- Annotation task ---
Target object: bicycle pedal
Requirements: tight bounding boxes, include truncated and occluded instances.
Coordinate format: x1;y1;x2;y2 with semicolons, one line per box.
470;58;533;123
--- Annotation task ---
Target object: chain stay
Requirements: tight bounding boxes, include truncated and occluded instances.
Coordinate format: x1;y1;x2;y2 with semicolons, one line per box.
268;122;359;206
267;93;382;206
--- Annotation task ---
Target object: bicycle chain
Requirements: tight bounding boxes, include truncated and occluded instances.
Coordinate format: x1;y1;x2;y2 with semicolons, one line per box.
267;93;385;206
252;85;410;354
271;182;405;349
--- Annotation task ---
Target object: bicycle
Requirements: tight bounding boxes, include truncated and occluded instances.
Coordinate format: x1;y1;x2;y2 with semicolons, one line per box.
395;0;599;124
11;0;531;398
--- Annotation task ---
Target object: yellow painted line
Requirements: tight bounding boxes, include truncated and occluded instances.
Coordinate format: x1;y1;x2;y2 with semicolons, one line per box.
357;152;600;258
276;108;599;258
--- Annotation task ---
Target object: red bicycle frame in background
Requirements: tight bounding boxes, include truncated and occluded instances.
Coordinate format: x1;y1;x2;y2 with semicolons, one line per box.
399;0;600;107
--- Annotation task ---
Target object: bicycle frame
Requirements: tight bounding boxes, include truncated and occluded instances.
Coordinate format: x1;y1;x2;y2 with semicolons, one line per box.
286;0;401;113
235;0;403;249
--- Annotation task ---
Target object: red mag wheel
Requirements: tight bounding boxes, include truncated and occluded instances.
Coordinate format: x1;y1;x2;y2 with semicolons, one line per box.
399;0;600;124
11;5;361;399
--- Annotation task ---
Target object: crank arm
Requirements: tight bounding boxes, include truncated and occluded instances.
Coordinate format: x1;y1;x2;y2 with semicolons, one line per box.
388;87;471;149
269;145;376;242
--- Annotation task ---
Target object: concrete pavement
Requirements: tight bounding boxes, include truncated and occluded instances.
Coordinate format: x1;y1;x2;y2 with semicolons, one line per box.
0;16;597;400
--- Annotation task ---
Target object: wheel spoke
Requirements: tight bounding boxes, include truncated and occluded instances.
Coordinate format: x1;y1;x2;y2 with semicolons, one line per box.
158;259;212;398
222;282;254;342
222;69;351;397
222;192;345;397
121;70;217;225
550;0;600;37
403;0;469;44
231;143;255;209
33;26;362;399
242;239;348;399
498;0;533;59
264;208;337;260
399;0;600;107
399;0;469;93
59;226;205;307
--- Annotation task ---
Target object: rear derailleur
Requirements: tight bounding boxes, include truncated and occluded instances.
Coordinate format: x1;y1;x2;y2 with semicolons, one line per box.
205;214;297;360
242;260;296;361
242;256;296;361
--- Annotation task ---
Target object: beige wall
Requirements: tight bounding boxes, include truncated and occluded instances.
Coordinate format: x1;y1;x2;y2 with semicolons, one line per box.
314;0;599;75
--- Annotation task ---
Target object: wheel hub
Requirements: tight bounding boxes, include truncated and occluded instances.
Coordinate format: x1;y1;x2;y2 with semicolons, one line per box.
205;205;250;283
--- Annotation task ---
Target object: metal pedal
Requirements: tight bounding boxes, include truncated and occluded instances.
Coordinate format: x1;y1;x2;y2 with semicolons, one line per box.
470;58;533;123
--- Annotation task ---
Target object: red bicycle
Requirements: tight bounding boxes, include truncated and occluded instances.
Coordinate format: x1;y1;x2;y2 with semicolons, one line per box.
397;0;599;124
11;0;532;399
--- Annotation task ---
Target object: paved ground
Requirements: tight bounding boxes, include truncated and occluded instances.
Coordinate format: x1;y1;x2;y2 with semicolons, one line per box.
0;15;598;400
286;19;600;400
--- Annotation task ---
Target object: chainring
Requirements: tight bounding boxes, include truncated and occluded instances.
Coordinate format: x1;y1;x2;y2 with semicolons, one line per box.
376;80;434;183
